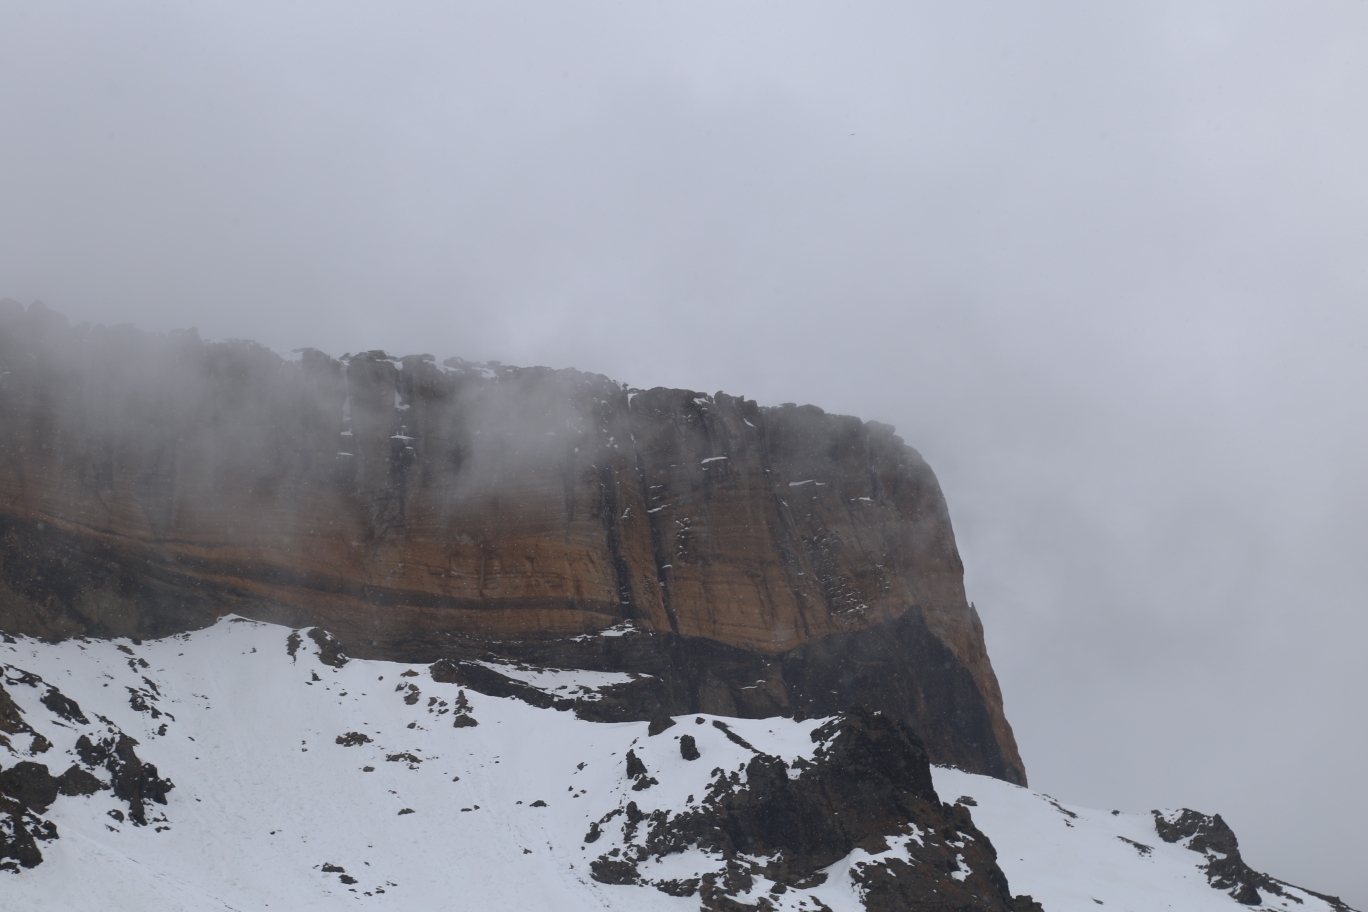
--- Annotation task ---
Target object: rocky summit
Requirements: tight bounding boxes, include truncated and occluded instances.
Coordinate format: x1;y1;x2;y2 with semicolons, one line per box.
0;302;1020;785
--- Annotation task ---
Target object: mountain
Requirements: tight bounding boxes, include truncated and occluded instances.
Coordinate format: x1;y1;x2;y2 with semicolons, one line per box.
0;301;1357;911
0;301;1018;784
0;617;1353;912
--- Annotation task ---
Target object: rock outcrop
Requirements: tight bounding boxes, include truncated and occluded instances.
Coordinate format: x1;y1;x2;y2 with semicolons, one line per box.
1;663;172;870
0;301;1023;784
586;705;1043;911
1153;808;1358;911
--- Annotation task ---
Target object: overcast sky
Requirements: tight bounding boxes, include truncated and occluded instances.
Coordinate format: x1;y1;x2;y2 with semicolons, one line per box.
3;2;1366;904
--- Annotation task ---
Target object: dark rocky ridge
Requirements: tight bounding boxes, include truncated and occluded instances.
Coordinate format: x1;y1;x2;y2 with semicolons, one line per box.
0;301;1023;784
1153;809;1358;911
586;705;1043;911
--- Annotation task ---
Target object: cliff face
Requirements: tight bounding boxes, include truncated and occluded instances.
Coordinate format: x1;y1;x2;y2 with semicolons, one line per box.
0;301;1024;784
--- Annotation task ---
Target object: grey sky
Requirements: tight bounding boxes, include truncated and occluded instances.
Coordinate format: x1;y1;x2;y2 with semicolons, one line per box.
3;2;1366;904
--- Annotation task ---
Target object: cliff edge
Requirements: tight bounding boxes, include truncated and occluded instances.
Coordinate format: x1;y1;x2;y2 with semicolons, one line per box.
0;301;1024;784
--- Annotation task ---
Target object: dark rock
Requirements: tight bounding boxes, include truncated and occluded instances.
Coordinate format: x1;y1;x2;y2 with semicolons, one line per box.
127;687;162;718
853;853;1010;912
430;660;557;709
590;706;1023;910
307;628;348;668
680;734;700;761
625;750;647;780
75;734;107;767
656;878;699;897
0;758;64;869
110;735;173;826
710;720;756;752
0;683;37;748
591;858;640;885
0;762;59;813
56;765;106;797
451;714;478;728
39;688;88;725
335;732;372;746
0;796;57;869
75;733;173;826
1117;836;1152;857
648;714;676;736
423;614;1030;786
1152;808;1303;906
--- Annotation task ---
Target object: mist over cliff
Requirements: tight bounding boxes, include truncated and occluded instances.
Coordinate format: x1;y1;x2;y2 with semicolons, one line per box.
0;300;1022;785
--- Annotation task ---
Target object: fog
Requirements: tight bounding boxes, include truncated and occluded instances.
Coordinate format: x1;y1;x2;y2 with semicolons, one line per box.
2;2;1365;904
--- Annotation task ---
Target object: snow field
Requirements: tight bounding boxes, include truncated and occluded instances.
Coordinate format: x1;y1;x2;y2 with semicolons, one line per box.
0;617;1347;912
0;618;824;911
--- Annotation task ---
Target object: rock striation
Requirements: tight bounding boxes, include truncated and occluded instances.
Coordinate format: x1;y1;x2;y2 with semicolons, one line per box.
0;301;1023;784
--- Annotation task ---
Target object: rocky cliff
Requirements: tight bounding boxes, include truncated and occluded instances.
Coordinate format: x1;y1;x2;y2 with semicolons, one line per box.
0;301;1023;784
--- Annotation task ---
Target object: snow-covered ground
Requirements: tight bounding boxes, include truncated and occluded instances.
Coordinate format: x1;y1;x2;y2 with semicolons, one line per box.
933;766;1340;912
0;618;1349;911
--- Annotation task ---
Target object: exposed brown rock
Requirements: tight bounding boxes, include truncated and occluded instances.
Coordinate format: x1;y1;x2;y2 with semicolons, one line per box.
0;302;1022;783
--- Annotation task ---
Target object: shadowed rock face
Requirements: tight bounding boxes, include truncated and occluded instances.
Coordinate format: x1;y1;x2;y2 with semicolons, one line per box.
0;301;1024;784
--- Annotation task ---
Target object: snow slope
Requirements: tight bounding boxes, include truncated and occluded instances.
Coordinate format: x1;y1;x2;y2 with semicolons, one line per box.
0;618;1350;911
932;766;1345;912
